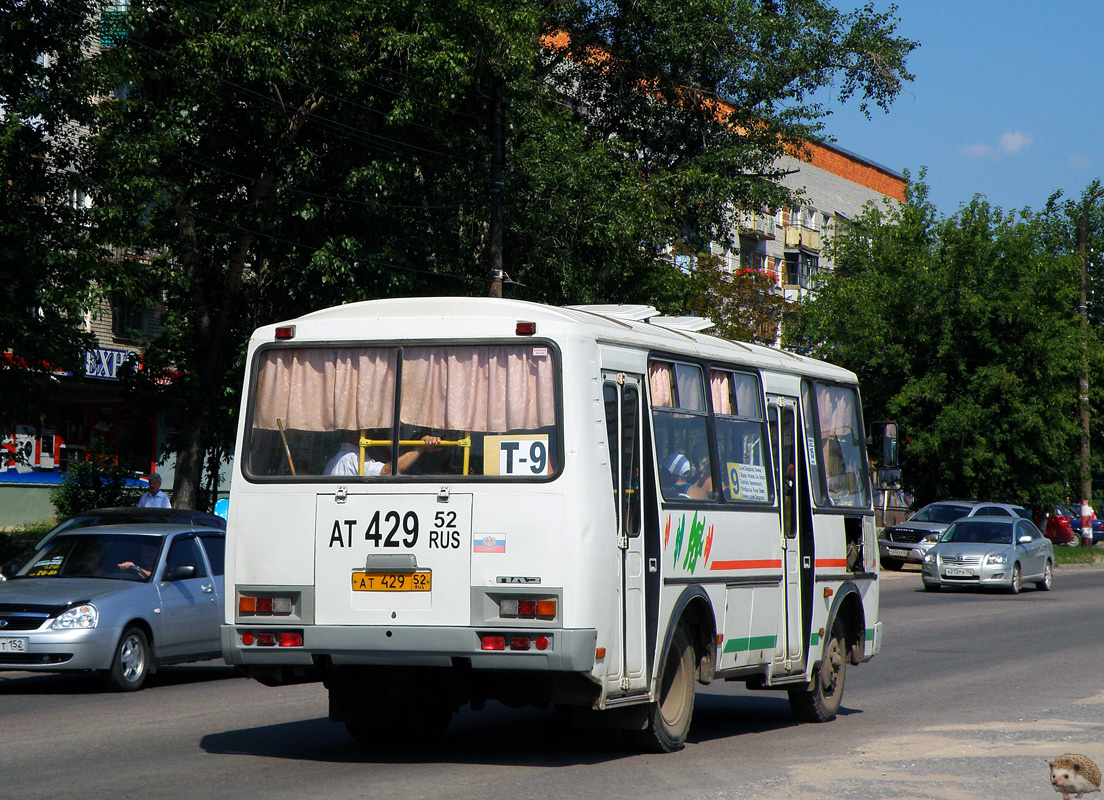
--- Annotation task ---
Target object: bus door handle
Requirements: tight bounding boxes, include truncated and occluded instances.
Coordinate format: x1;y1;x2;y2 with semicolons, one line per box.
803;556;811;569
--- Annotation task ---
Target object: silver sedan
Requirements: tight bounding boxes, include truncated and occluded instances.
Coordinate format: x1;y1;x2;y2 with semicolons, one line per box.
0;524;224;690
921;516;1053;594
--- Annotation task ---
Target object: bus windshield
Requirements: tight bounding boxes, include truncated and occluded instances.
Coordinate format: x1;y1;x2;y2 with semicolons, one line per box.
244;343;560;480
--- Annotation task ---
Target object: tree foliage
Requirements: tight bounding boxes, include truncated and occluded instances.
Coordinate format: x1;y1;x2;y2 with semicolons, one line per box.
0;0;102;424
8;0;915;507
787;180;1091;508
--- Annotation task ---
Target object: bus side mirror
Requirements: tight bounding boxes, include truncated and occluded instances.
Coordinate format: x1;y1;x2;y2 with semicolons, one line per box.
869;421;898;469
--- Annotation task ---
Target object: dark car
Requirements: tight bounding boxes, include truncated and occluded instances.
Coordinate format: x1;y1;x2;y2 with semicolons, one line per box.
0;507;226;579
878;501;1030;570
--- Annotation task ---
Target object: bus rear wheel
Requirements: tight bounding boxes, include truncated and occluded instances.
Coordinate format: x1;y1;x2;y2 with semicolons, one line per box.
789;618;847;723
627;624;695;753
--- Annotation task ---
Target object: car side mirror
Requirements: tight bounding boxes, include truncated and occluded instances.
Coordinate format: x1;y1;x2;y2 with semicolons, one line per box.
1017;535;1032;545
164;564;197;581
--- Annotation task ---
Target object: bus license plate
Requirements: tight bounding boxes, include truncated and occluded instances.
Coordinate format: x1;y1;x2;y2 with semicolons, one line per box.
944;567;971;577
351;571;432;592
0;637;28;653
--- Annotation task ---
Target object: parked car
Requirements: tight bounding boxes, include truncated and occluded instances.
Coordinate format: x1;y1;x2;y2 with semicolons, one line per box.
1044;504;1102;547
921;516;1053;594
0;524;225;690
0;506;226;579
878;500;1030;570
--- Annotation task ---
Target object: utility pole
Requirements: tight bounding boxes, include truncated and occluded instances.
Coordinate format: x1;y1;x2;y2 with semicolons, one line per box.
488;77;505;298
1078;185;1101;543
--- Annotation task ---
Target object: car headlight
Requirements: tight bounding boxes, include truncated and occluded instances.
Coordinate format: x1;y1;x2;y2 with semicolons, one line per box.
985;553;1008;565
923;552;936;563
922;533;941;543
51;604;98;630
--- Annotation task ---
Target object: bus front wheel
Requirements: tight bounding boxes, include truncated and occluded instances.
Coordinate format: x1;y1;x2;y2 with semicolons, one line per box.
789;618;847;723
627;624;695;753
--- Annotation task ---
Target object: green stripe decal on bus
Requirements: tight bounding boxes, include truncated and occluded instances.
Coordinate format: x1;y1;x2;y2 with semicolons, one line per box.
723;635;777;654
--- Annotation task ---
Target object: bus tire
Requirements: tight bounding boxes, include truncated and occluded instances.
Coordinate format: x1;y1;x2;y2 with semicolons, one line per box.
627;624;695;753
789;618;846;723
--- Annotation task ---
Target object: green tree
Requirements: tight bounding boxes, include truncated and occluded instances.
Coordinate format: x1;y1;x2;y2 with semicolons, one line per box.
64;0;914;507
0;0;102;426
788;181;1084;508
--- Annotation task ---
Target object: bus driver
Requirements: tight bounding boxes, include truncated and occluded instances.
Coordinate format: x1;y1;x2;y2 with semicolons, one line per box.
324;434;442;476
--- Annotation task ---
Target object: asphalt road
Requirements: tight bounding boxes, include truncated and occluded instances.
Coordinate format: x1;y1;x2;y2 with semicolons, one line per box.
4;564;1103;800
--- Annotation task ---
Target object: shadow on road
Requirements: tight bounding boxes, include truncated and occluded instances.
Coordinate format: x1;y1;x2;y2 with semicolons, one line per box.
0;660;240;694
200;691;852;765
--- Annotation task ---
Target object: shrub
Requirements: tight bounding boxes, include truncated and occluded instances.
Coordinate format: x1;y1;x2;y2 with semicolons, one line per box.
50;447;142;519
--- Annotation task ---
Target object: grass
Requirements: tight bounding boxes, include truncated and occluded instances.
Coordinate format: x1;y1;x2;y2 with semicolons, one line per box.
1053;544;1104;566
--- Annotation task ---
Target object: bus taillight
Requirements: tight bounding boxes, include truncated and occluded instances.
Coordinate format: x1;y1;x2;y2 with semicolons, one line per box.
498;597;557;619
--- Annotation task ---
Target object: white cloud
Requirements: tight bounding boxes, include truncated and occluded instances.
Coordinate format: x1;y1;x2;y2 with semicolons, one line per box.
1070;154;1093;171
999;130;1034;154
960;142;992;158
960;130;1034;159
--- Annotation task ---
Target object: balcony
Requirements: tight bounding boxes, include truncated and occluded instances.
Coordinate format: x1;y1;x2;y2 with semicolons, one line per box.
737;210;776;240
784;225;821;252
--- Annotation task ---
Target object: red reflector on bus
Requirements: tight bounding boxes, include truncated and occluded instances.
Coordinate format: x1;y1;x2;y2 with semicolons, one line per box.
275;325;296;340
535;636;550;651
257;597;273;614
257;633;277;646
515;321;537;336
279;632;303;647
481;635;506;651
517;600;537;618
509;637;530;651
241;632;255;645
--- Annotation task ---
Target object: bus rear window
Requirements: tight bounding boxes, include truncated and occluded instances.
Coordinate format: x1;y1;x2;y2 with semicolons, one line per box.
245;343;560;480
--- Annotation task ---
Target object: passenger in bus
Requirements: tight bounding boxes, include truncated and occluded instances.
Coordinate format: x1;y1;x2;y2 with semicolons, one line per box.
662;453;694;499
686;443;713;500
324;434;442;476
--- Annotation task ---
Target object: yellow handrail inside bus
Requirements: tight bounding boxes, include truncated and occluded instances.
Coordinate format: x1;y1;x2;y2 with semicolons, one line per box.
358;432;473;476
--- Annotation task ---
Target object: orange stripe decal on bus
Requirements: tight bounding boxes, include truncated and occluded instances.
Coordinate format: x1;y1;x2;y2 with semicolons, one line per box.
816;559;848;568
710;559;782;571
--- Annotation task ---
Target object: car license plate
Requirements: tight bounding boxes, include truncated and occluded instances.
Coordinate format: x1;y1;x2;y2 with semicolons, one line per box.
0;637;28;653
351;571;432;592
888;548;909;558
944;567;972;577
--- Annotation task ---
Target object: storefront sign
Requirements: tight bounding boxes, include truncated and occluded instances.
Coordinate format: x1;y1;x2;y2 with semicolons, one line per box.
84;348;138;381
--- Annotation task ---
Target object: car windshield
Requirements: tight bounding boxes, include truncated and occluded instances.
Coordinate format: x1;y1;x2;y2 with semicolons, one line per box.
910;504;970;524
16;533;163;582
942;521;1013;545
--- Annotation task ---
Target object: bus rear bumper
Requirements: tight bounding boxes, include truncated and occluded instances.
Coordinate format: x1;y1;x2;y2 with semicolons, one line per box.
221;624;598;672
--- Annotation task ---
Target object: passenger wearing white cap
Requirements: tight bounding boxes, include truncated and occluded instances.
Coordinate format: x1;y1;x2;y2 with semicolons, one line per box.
662;452;694;499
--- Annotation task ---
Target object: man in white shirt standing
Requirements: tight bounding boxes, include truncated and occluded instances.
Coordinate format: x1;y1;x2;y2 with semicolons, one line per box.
138;473;172;508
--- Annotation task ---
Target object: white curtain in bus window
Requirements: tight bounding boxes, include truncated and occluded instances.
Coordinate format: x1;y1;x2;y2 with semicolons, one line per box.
710;369;770;503
812;383;869;508
252;347;397;431
400;346;556;432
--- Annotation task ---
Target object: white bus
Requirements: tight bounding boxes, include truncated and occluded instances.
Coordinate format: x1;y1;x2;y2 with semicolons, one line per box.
222;297;885;752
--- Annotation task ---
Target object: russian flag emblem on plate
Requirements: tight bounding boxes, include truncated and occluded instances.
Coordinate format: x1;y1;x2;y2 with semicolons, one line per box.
474;535;506;553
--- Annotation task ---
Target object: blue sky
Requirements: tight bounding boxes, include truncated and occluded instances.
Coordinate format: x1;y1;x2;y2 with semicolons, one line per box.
819;1;1103;217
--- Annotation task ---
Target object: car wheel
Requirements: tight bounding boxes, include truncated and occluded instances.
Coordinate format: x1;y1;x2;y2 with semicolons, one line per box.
1008;563;1022;594
104;627;150;692
923;582;941;592
789;618;847;723
1035;561;1053;591
626;623;696;752
880;557;904;571
1064;534;1082;547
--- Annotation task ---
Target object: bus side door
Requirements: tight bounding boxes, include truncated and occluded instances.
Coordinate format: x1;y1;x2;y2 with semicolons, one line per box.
603;373;648;693
768;396;806;674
